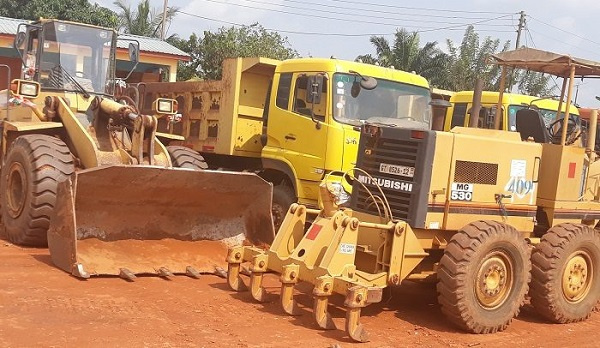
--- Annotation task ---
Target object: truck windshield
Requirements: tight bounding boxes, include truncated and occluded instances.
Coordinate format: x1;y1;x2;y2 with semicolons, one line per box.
39;22;115;95
508;105;580;129
332;73;431;128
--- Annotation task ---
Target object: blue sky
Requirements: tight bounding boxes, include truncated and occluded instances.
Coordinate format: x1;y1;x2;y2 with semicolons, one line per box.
96;0;600;107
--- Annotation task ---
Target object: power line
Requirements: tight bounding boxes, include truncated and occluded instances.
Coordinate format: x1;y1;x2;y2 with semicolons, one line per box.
179;10;515;37
195;0;516;29
526;28;536;48
528;16;600;48
416;14;514;33
178;11;391;36
305;0;515;15
240;0;517;20
227;0;515;25
528;28;599;57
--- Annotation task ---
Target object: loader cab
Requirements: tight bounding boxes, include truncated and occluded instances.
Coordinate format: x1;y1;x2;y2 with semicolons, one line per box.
262;58;431;206
14;19;120;97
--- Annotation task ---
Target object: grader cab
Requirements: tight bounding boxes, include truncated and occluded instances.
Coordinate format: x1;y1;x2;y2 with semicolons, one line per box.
225;48;600;342
1;19;274;279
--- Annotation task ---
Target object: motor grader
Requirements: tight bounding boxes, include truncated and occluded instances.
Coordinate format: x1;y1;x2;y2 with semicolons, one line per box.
225;47;600;342
0;18;274;279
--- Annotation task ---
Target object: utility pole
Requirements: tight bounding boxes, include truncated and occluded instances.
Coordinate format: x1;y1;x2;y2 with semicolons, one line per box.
515;11;526;50
160;0;169;40
507;11;526;91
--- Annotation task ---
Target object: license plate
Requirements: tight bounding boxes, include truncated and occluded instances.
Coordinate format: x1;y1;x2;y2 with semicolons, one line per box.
379;163;415;178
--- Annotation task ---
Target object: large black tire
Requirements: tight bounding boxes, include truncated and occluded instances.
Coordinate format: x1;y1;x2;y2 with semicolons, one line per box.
530;223;600;323
437;220;531;333
166;146;208;169
1;135;74;246
272;183;296;231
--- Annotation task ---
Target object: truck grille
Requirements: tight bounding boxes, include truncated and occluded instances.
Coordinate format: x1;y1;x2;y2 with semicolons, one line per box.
351;127;435;228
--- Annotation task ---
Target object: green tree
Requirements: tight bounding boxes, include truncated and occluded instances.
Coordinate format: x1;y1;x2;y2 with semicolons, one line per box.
113;0;178;38
0;0;118;28
445;25;510;91
169;24;298;81
514;70;554;97
445;27;552;96
356;29;449;88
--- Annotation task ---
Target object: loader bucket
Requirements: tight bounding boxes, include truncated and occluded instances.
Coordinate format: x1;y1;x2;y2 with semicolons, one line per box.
47;165;274;278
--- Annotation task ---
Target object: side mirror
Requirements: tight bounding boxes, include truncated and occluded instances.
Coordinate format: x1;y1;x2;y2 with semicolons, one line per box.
350;73;377;98
128;42;140;64
359;76;377;90
13;32;26;50
429;99;452;108
119;38;140;81
306;75;323;104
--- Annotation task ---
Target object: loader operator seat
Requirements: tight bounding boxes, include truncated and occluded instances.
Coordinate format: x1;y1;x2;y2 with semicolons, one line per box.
515;108;551;143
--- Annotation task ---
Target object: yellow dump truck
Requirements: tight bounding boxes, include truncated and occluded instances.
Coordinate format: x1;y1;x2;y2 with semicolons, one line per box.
225;48;600;342
137;58;433;226
444;90;580;133
1;19;273;279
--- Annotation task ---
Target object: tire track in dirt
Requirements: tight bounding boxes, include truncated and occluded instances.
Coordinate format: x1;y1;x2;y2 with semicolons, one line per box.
1;243;599;347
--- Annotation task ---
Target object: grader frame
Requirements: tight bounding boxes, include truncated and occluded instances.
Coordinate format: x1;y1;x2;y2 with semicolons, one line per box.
225;48;600;342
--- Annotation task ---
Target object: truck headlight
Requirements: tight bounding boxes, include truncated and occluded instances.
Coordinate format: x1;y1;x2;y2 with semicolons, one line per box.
155;98;177;114
12;79;40;98
327;181;351;206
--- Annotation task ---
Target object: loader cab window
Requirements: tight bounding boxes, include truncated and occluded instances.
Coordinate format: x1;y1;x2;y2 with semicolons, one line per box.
467;106;502;130
292;73;326;121
19;28;40;80
38;22;115;95
508;105;580;129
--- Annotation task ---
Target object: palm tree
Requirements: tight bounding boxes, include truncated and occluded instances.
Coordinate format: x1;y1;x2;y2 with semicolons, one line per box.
113;0;178;38
444;25;518;92
356;29;449;88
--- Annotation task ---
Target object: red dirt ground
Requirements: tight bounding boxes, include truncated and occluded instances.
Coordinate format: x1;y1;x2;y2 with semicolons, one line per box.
1;242;598;348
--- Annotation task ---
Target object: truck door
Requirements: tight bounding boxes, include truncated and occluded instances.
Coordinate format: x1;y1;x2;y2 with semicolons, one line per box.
265;72;329;201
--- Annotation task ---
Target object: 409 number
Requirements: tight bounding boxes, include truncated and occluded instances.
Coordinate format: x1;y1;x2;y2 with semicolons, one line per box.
505;177;534;196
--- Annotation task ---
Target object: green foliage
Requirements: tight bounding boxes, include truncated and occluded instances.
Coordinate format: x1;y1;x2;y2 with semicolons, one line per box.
445;25;509;91
168;24;298;81
514;70;555;97
0;0;118;29
356;29;449;88
113;0;178;38
357;25;551;96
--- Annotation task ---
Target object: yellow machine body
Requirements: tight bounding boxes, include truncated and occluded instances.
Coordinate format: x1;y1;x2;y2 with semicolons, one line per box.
444;90;580;132
226;47;600;341
0;18;274;278
137;57;431;210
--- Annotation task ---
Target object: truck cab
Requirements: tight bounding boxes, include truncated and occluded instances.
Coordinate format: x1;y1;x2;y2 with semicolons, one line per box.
444;91;580;132
261;58;432;211
135;57;432;227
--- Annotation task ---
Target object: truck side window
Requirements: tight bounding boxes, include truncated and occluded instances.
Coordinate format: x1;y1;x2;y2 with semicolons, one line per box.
292;73;326;121
451;103;468;128
276;73;292;110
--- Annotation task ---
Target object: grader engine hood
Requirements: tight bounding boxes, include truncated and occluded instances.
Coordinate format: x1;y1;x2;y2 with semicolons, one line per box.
47;165;275;279
350;126;436;227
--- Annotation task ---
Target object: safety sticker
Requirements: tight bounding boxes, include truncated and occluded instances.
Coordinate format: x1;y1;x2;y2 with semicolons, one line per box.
510;159;526;177
339;243;356;254
306;224;323;240
450;182;473;201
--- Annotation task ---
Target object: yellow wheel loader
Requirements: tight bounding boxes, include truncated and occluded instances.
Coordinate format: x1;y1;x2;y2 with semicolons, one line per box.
1;19;274;279
225;47;600;342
